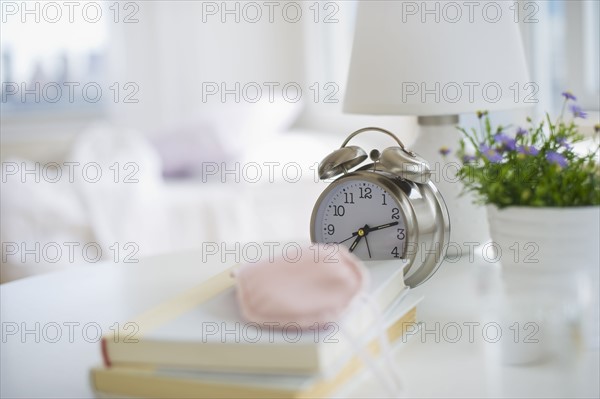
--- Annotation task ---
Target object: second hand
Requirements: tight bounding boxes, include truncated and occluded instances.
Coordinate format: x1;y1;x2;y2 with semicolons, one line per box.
337;233;357;245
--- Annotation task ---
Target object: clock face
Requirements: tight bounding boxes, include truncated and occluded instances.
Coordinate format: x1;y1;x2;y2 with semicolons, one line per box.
312;178;407;260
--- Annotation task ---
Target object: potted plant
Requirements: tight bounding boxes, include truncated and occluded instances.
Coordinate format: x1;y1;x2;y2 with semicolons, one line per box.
446;92;599;354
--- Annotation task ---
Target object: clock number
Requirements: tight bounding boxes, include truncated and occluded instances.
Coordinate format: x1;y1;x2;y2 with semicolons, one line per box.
359;187;372;199
381;193;387;205
391;247;400;258
344;192;355;204
392;208;400;220
397;228;405;240
327;224;335;235
333;205;345;217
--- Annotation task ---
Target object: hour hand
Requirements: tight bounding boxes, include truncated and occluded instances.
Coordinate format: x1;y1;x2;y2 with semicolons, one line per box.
348;235;362;252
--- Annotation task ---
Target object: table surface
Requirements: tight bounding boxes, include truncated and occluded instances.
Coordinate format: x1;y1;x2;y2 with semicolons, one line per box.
1;250;598;398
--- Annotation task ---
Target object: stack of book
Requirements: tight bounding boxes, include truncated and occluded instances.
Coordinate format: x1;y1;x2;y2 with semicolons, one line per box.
91;261;421;398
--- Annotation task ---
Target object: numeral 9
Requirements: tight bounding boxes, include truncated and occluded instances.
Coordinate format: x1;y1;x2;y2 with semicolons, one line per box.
327;224;335;235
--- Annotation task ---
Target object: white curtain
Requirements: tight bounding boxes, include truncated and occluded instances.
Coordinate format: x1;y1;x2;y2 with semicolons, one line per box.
105;1;306;133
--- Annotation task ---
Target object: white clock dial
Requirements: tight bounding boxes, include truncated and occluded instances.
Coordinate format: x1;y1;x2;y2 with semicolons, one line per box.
313;179;407;260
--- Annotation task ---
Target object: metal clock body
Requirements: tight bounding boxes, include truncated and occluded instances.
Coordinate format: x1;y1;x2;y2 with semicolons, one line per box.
310;127;450;287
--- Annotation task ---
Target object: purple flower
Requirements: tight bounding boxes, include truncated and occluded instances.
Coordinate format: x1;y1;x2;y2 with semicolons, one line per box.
517;145;539;156
462;154;477;163
562;91;577;101
479;144;503;163
439;146;451;156
516;127;528;136
570;104;587;119
546;151;568;168
493;133;517;151
556;137;572;150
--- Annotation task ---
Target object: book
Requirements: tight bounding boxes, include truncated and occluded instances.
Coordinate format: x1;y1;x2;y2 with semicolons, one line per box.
101;260;410;375
92;296;420;399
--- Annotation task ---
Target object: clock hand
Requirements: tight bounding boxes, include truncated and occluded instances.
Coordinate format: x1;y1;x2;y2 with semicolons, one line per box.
348;234;362;253
348;224;370;253
337;231;359;245
365;221;399;233
364;235;372;258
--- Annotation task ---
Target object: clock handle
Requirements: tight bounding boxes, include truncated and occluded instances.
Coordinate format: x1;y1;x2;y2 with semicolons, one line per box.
317;126;429;181
340;127;416;156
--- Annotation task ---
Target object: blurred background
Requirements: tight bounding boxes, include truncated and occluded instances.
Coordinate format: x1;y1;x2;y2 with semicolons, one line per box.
1;0;599;282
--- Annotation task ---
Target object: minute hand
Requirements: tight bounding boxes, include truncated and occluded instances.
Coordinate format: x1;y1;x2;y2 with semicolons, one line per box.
366;221;399;233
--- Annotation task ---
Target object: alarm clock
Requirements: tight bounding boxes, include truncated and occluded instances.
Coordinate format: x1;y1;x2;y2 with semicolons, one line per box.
310;127;450;287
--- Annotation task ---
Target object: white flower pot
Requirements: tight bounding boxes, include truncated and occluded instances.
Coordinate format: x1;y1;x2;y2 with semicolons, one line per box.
487;205;599;271
486;205;600;361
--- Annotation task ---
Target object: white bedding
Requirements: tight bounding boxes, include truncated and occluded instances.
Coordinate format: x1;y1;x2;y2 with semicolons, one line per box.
0;125;338;283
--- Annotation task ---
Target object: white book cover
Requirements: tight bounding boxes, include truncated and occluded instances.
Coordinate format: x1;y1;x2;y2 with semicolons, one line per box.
93;295;422;398
103;260;412;374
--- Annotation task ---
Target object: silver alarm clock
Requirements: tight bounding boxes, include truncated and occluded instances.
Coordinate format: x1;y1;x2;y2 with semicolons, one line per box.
310;127;450;287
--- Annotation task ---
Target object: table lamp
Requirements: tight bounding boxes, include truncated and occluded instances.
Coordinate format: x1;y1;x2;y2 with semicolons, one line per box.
343;1;531;253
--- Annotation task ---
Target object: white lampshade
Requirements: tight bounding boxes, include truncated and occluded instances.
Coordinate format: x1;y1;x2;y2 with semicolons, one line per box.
344;1;531;115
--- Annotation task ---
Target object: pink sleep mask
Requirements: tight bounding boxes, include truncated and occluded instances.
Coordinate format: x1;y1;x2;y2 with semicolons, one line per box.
235;244;368;328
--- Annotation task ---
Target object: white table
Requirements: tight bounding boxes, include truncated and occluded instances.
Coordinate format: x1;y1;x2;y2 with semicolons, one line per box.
1;251;598;398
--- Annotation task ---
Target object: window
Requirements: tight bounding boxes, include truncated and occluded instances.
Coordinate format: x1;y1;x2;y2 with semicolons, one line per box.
519;0;599;114
1;1;108;116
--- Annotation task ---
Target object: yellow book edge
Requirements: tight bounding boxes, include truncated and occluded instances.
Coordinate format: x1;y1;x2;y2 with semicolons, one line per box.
102;262;409;374
92;308;417;399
